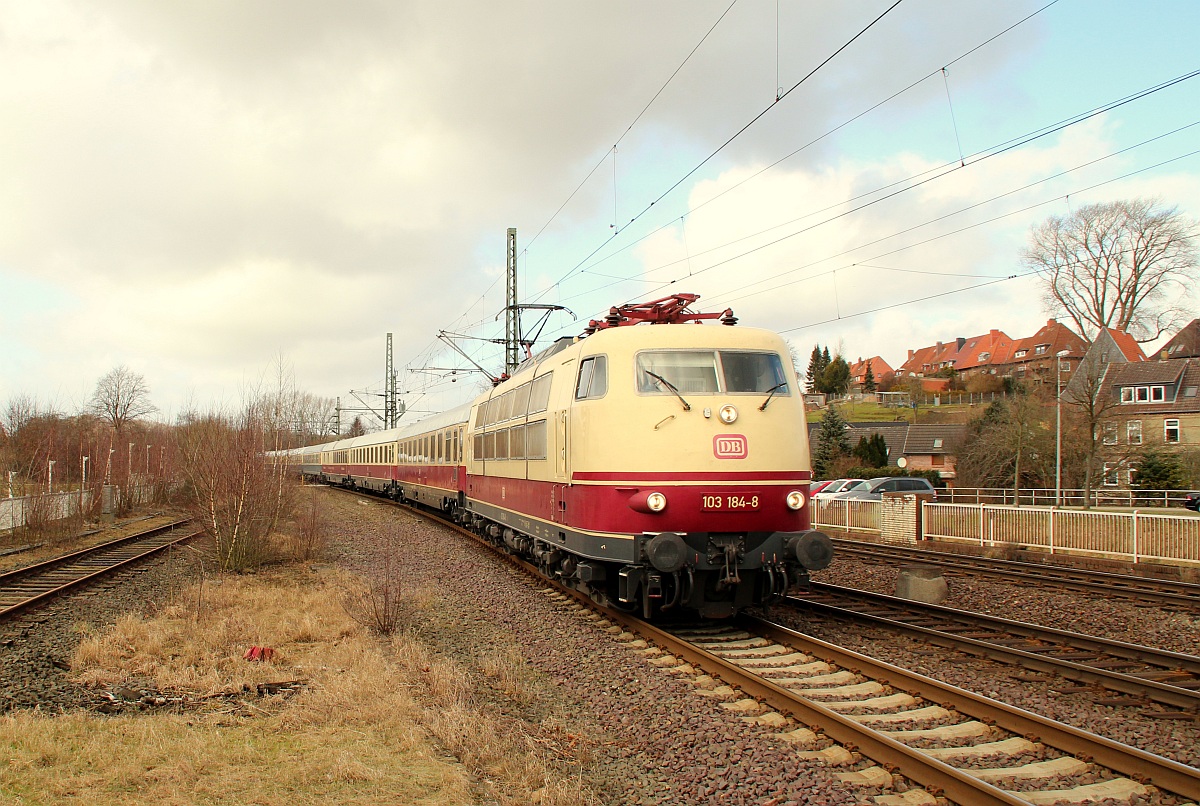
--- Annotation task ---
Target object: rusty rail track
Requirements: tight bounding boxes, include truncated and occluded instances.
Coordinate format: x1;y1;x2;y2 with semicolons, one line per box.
787;582;1200;713
0;519;200;620
830;538;1200;610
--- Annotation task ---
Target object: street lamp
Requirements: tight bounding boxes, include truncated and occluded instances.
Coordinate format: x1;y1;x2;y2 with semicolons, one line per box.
105;448;116;483
48;459;56;492
1055;349;1071;507
82;456;89;489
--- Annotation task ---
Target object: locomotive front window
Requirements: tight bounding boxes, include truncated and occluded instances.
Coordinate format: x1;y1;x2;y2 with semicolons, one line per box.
637;351;719;394
635;350;787;395
720;351;788;394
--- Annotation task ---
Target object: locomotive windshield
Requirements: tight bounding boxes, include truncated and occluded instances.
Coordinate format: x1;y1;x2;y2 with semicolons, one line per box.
636;350;789;395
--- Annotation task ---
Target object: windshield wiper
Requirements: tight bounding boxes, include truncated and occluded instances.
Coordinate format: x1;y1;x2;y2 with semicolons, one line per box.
644;371;691;411
758;381;788;411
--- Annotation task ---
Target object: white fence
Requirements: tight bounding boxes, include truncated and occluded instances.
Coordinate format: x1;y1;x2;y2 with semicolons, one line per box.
922;502;1200;565
811;499;882;534
812;496;1200;565
936;487;1193;509
1;490;93;534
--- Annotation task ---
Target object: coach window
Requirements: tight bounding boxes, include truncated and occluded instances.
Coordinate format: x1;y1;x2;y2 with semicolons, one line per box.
575;355;608;400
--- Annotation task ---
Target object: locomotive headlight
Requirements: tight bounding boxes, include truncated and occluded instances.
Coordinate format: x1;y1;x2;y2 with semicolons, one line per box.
786;490;806;510
718;405;738;424
646;491;668;512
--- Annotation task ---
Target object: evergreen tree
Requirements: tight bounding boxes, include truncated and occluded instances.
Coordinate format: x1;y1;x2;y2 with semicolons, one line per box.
821;356;851;396
863;361;876;393
812;405;853;478
1133;449;1187;491
345;416;367;437
853;433;888;467
805;345;829;393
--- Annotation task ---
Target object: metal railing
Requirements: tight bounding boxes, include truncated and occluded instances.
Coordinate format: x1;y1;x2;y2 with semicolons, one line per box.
935;487;1194;509
922;502;1200;564
811;499;882;534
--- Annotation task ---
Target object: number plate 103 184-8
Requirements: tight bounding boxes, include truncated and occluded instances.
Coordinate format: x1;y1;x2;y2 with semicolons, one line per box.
700;492;760;511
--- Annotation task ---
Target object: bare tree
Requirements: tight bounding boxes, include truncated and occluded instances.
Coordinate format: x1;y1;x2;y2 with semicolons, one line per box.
1023;199;1197;342
1061;352;1123;508
89;366;156;434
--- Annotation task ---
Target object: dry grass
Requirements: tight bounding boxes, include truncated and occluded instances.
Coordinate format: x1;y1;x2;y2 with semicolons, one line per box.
1;561;599;805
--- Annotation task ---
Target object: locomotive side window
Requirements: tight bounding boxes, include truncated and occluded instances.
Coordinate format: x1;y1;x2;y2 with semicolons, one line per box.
529;373;553;414
509;424;526;459
511;382;532;417
720;352;788;393
473;432;484;460
495;429;509;459
575;355;608;400
637;351;719;394
525;420;548;459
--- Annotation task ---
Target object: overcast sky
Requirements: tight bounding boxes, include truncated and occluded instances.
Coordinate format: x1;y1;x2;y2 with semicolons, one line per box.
3;0;1198;426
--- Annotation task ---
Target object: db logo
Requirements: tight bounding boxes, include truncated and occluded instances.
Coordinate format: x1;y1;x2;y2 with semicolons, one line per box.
713;434;748;459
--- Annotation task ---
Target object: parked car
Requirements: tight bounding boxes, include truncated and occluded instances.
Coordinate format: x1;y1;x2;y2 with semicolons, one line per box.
1182;491;1200;511
834;476;938;501
813;478;865;500
809;480;835;495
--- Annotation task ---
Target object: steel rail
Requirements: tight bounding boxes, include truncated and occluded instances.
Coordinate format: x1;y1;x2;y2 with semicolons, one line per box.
787;584;1200;711
747;616;1200;803
830;538;1200;608
0;520;199;619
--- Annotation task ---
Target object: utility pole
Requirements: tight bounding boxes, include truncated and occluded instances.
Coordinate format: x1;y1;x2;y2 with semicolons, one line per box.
385;333;397;429
505;227;520;377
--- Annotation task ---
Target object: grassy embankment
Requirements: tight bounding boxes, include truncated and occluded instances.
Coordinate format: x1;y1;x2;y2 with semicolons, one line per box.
806;399;978;424
0;562;592;805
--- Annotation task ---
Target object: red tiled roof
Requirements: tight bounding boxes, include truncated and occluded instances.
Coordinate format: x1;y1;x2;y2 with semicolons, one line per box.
1101;327;1147;362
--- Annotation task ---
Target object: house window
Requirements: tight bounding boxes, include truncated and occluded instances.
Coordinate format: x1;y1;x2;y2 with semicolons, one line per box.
931;454;945;466
1101;422;1118;445
1165;419;1180;443
1150;386;1165;402
1186;386;1198;398
1103;462;1119;486
1128;463;1138;487
1015;350;1027;358
1135;387;1149;402
1035;345;1048;354
1120;387;1133;403
932;438;943;448
1127;420;1142;445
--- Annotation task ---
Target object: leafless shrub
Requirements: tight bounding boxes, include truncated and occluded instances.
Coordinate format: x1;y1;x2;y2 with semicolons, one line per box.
175;402;295;571
286;493;327;562
341;528;406;635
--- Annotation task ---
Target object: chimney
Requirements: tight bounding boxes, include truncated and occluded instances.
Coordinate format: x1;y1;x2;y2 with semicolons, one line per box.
908;349;915;360
956;337;965;350
1048;318;1056;326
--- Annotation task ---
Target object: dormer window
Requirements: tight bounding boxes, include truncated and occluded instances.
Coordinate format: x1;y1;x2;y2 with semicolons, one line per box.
1015;350;1027;358
1120;385;1166;403
978;352;990;361
1034;345;1048;355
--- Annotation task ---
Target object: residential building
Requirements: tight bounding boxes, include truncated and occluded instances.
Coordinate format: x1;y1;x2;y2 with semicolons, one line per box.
807;421;967;485
895;320;1086;384
1159;319;1200;359
848;356;893;390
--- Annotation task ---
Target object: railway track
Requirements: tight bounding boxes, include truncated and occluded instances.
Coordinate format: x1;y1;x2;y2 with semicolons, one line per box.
337;488;1200;805
787;583;1200;714
646;615;1200;806
0;519;200;620
829;538;1200;610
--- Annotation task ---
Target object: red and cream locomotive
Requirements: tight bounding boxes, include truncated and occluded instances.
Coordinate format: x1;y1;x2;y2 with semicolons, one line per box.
290;295;832;618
